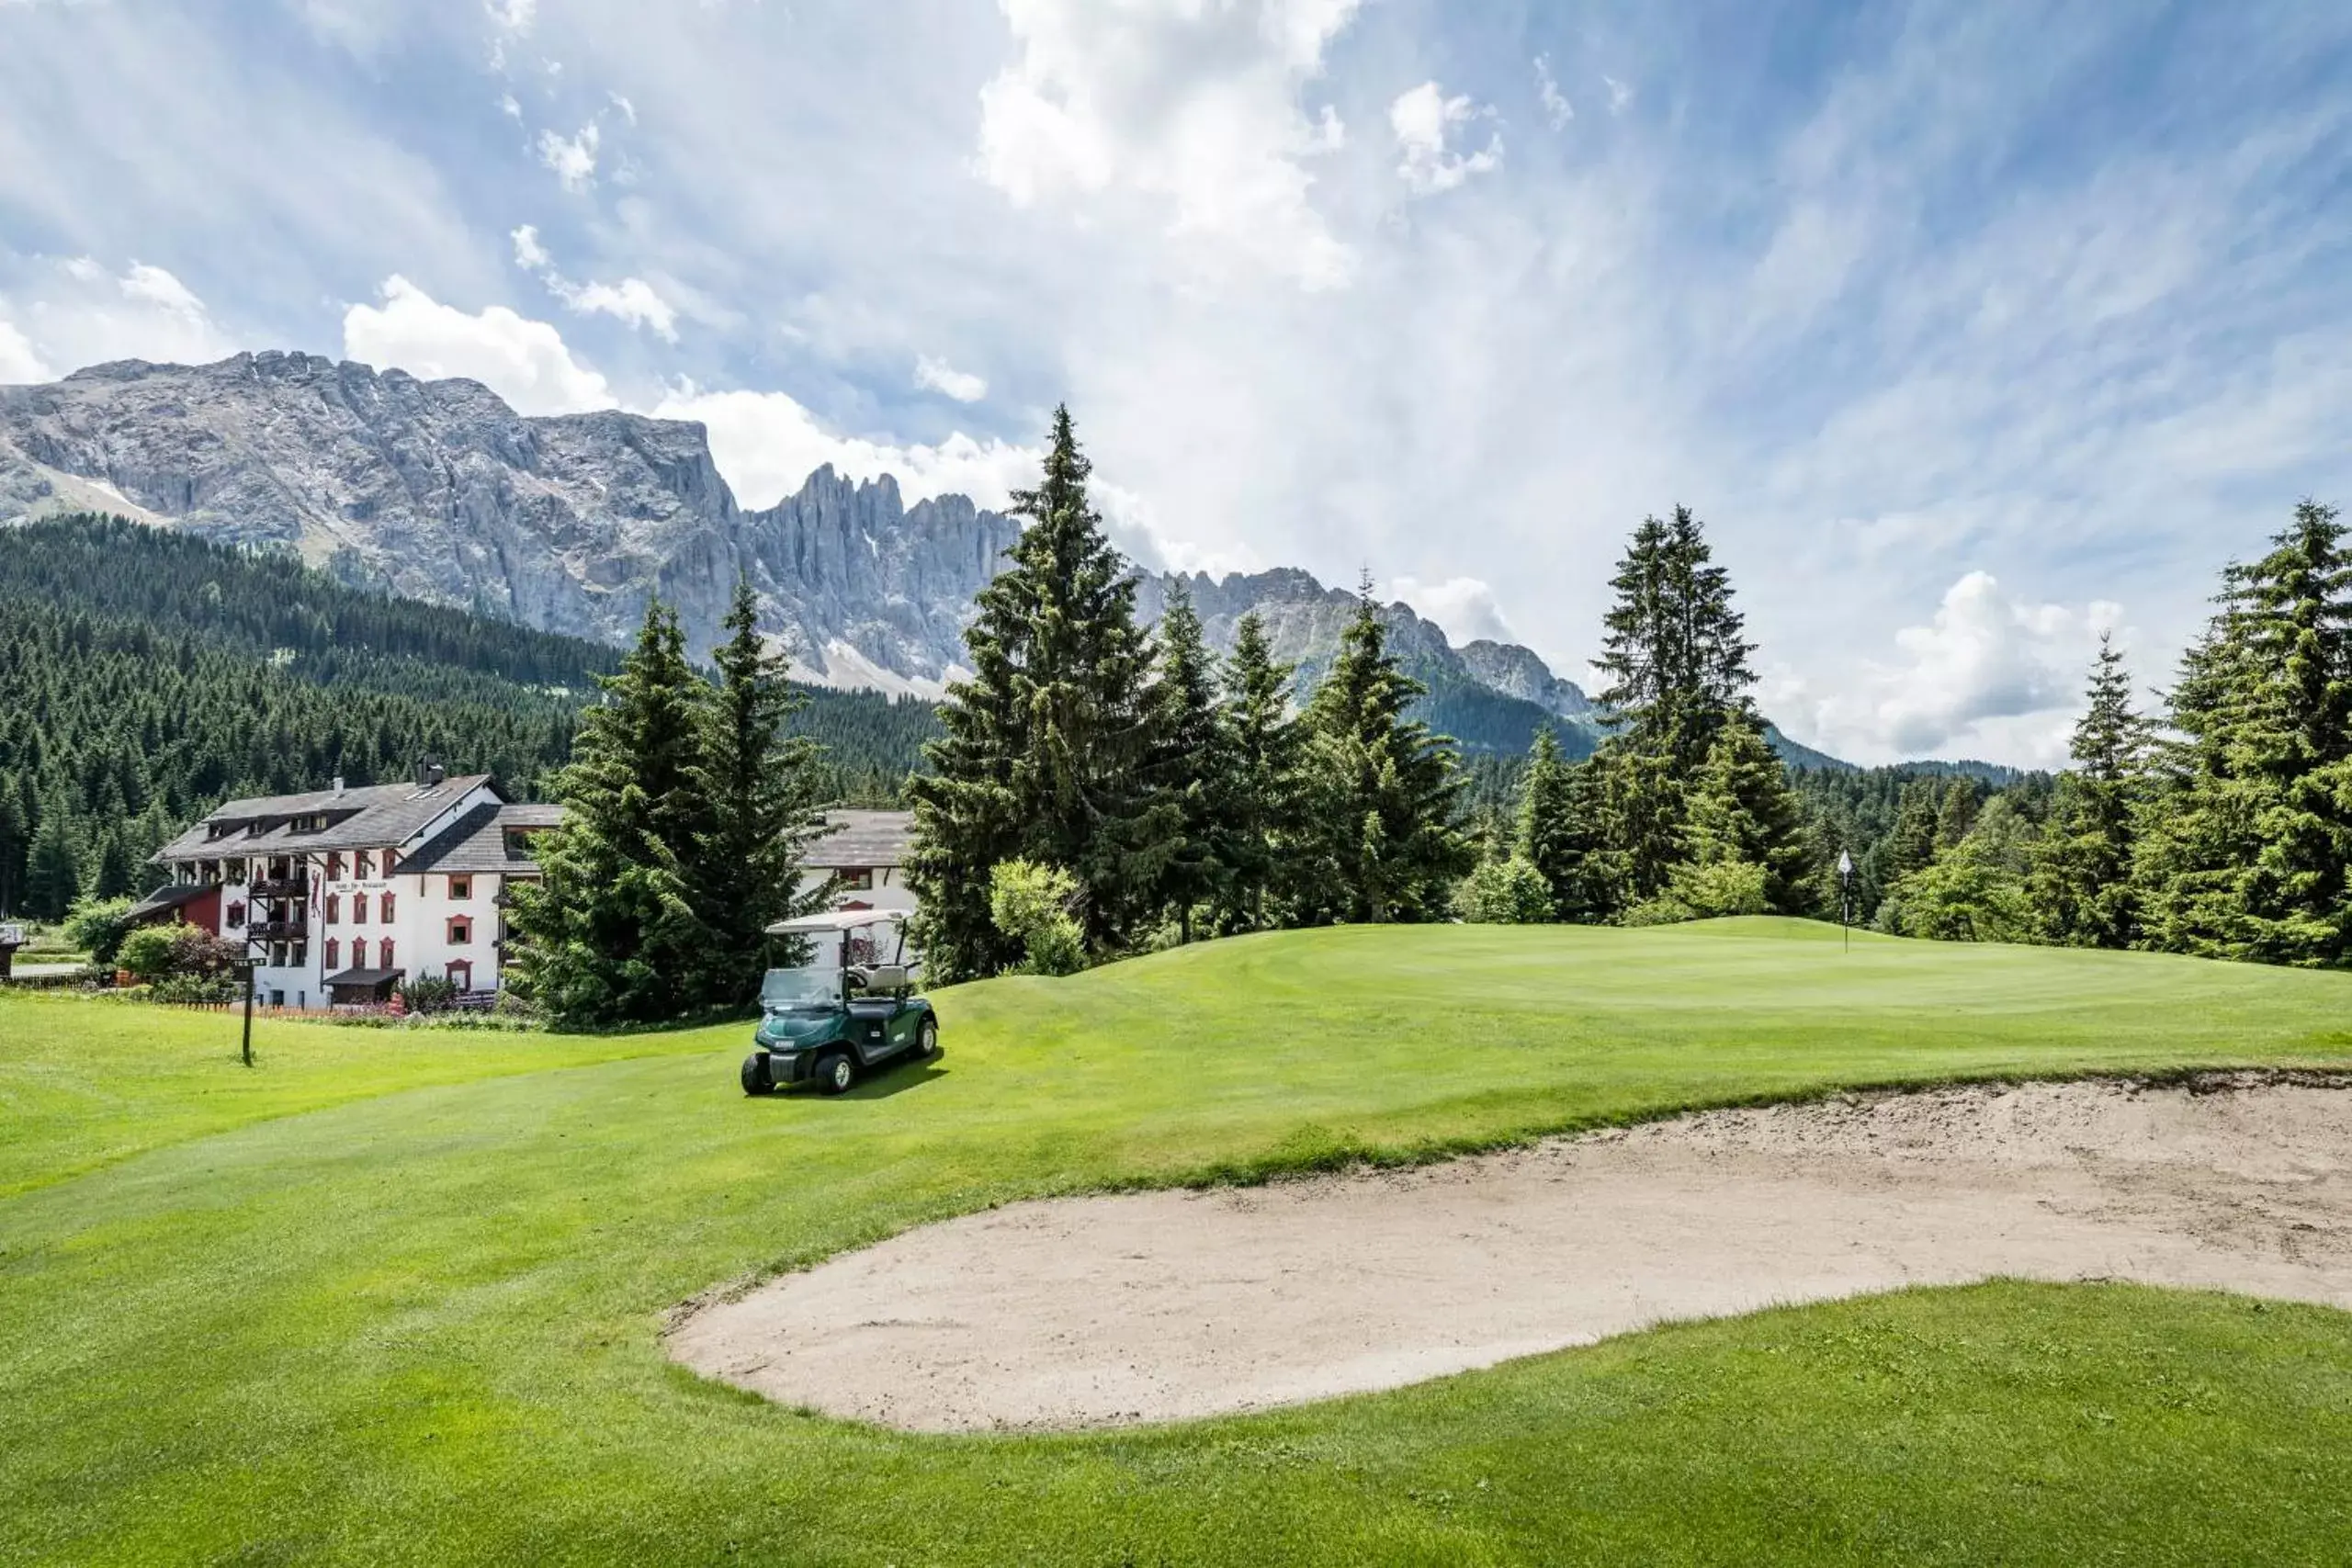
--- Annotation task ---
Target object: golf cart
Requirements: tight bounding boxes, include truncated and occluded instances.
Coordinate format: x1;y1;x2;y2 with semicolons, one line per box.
741;909;938;1096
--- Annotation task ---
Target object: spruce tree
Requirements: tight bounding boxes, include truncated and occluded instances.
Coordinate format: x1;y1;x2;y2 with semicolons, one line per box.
1290;583;1474;924
1216;611;1304;932
23;799;83;919
2030;634;2153;946
1588;505;1760;907
906;407;1175;976
1146;580;1229;942
1681;716;1815;914
686;580;830;998
1933;777;1980;850
2137;502;2352;965
1593;505;1758;771
1515;726;1604;921
507;600;713;1024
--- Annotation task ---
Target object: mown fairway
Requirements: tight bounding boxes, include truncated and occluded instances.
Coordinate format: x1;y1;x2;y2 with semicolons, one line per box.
6;919;2352;1565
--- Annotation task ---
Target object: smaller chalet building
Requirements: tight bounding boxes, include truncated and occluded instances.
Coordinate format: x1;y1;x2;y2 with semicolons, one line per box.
141;764;563;1010
800;809;915;915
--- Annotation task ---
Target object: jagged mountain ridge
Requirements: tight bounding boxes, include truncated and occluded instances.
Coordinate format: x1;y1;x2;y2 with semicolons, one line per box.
0;350;1626;754
0;351;1019;693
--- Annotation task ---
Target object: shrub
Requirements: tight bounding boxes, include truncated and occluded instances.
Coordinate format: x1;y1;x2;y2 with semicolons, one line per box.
151;970;243;1006
1454;856;1555;924
1672;858;1771;919
115;925;182;982
397;975;460;1015
988;859;1086;976
62;896;138;966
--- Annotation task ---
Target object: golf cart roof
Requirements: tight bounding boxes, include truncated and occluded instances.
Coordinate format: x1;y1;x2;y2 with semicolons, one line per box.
764;908;910;935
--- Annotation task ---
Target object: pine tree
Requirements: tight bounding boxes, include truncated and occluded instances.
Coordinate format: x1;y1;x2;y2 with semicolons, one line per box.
1146;580;1228;943
1588;505;1761;907
2136;502;2352;965
0;783;24;916
507;600;714;1024
907;407;1175;976
1681;716;1815;913
1593;505;1758;772
1884;795;2040;943
2030;634;2154;946
1290;583;1474;924
1515;727;1604;921
1933;778;1980;850
1215;611;1304;933
1873;781;1941;887
23;798;83;919
685;580;831;999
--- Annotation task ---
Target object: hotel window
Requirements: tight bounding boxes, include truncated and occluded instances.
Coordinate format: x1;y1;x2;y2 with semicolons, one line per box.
291;942;308;968
380;892;397;922
383;849;399;874
356;852;374;879
325;938;341;971
325;894;341;924
838;868;875;891
379;939;395;971
326;853;344;881
226;901;246;929
449;875;471;901
447;917;472;946
352;893;368;924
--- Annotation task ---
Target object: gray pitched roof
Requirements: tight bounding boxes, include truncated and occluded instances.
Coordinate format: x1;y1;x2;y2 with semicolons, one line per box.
400;803;565;876
805;809;913;870
125;884;210;921
157;775;494;863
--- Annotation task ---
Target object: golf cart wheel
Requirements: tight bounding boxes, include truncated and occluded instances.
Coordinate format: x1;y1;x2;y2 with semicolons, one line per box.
815;1051;855;1096
917;1018;940;1059
741;1054;772;1097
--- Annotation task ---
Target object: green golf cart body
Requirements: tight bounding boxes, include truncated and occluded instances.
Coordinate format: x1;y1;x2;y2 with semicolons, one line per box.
741;909;937;1096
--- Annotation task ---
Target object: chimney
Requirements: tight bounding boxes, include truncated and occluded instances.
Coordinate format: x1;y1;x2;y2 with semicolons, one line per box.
414;757;447;790
332;776;345;797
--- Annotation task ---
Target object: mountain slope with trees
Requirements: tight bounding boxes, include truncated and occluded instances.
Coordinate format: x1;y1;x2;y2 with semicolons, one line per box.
0;513;937;917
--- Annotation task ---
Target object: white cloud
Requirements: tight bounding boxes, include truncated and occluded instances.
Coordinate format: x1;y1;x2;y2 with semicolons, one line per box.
913;353;987;402
1389;81;1501;196
1391;573;1518;646
0;258;237;374
1533;55;1572;130
974;0;1361;289
1777;572;2122;764
498;92;523;120
1603;74;1634;115
486;0;536;31
537;123;600;190
650;384;1039;512
341;275;616;414
551;276;678;340
0;318;51;383
608;91;637;125
506;224;679;340
509;222;551;270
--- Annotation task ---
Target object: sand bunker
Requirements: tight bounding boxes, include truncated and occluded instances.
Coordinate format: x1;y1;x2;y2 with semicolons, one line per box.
670;1076;2352;1431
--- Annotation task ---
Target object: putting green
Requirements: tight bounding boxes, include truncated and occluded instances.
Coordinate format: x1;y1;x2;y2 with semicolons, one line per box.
6;919;2352;1564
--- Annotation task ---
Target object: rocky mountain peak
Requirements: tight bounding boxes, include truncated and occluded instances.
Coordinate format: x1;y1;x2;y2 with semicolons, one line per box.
0;349;1599;730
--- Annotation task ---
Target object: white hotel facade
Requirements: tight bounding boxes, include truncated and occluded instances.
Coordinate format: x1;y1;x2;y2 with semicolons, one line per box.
136;768;918;1011
141;764;559;1010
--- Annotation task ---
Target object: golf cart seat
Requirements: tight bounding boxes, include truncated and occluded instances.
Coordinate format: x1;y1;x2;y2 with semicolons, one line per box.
850;964;910;994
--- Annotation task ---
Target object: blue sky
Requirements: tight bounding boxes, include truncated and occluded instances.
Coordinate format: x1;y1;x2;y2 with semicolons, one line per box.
2;0;2348;765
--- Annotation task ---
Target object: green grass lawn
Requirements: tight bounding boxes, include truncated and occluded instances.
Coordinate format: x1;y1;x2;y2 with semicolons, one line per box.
5;918;2351;1565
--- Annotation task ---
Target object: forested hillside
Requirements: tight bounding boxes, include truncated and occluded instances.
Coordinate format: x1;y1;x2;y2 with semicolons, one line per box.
0;515;938;917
